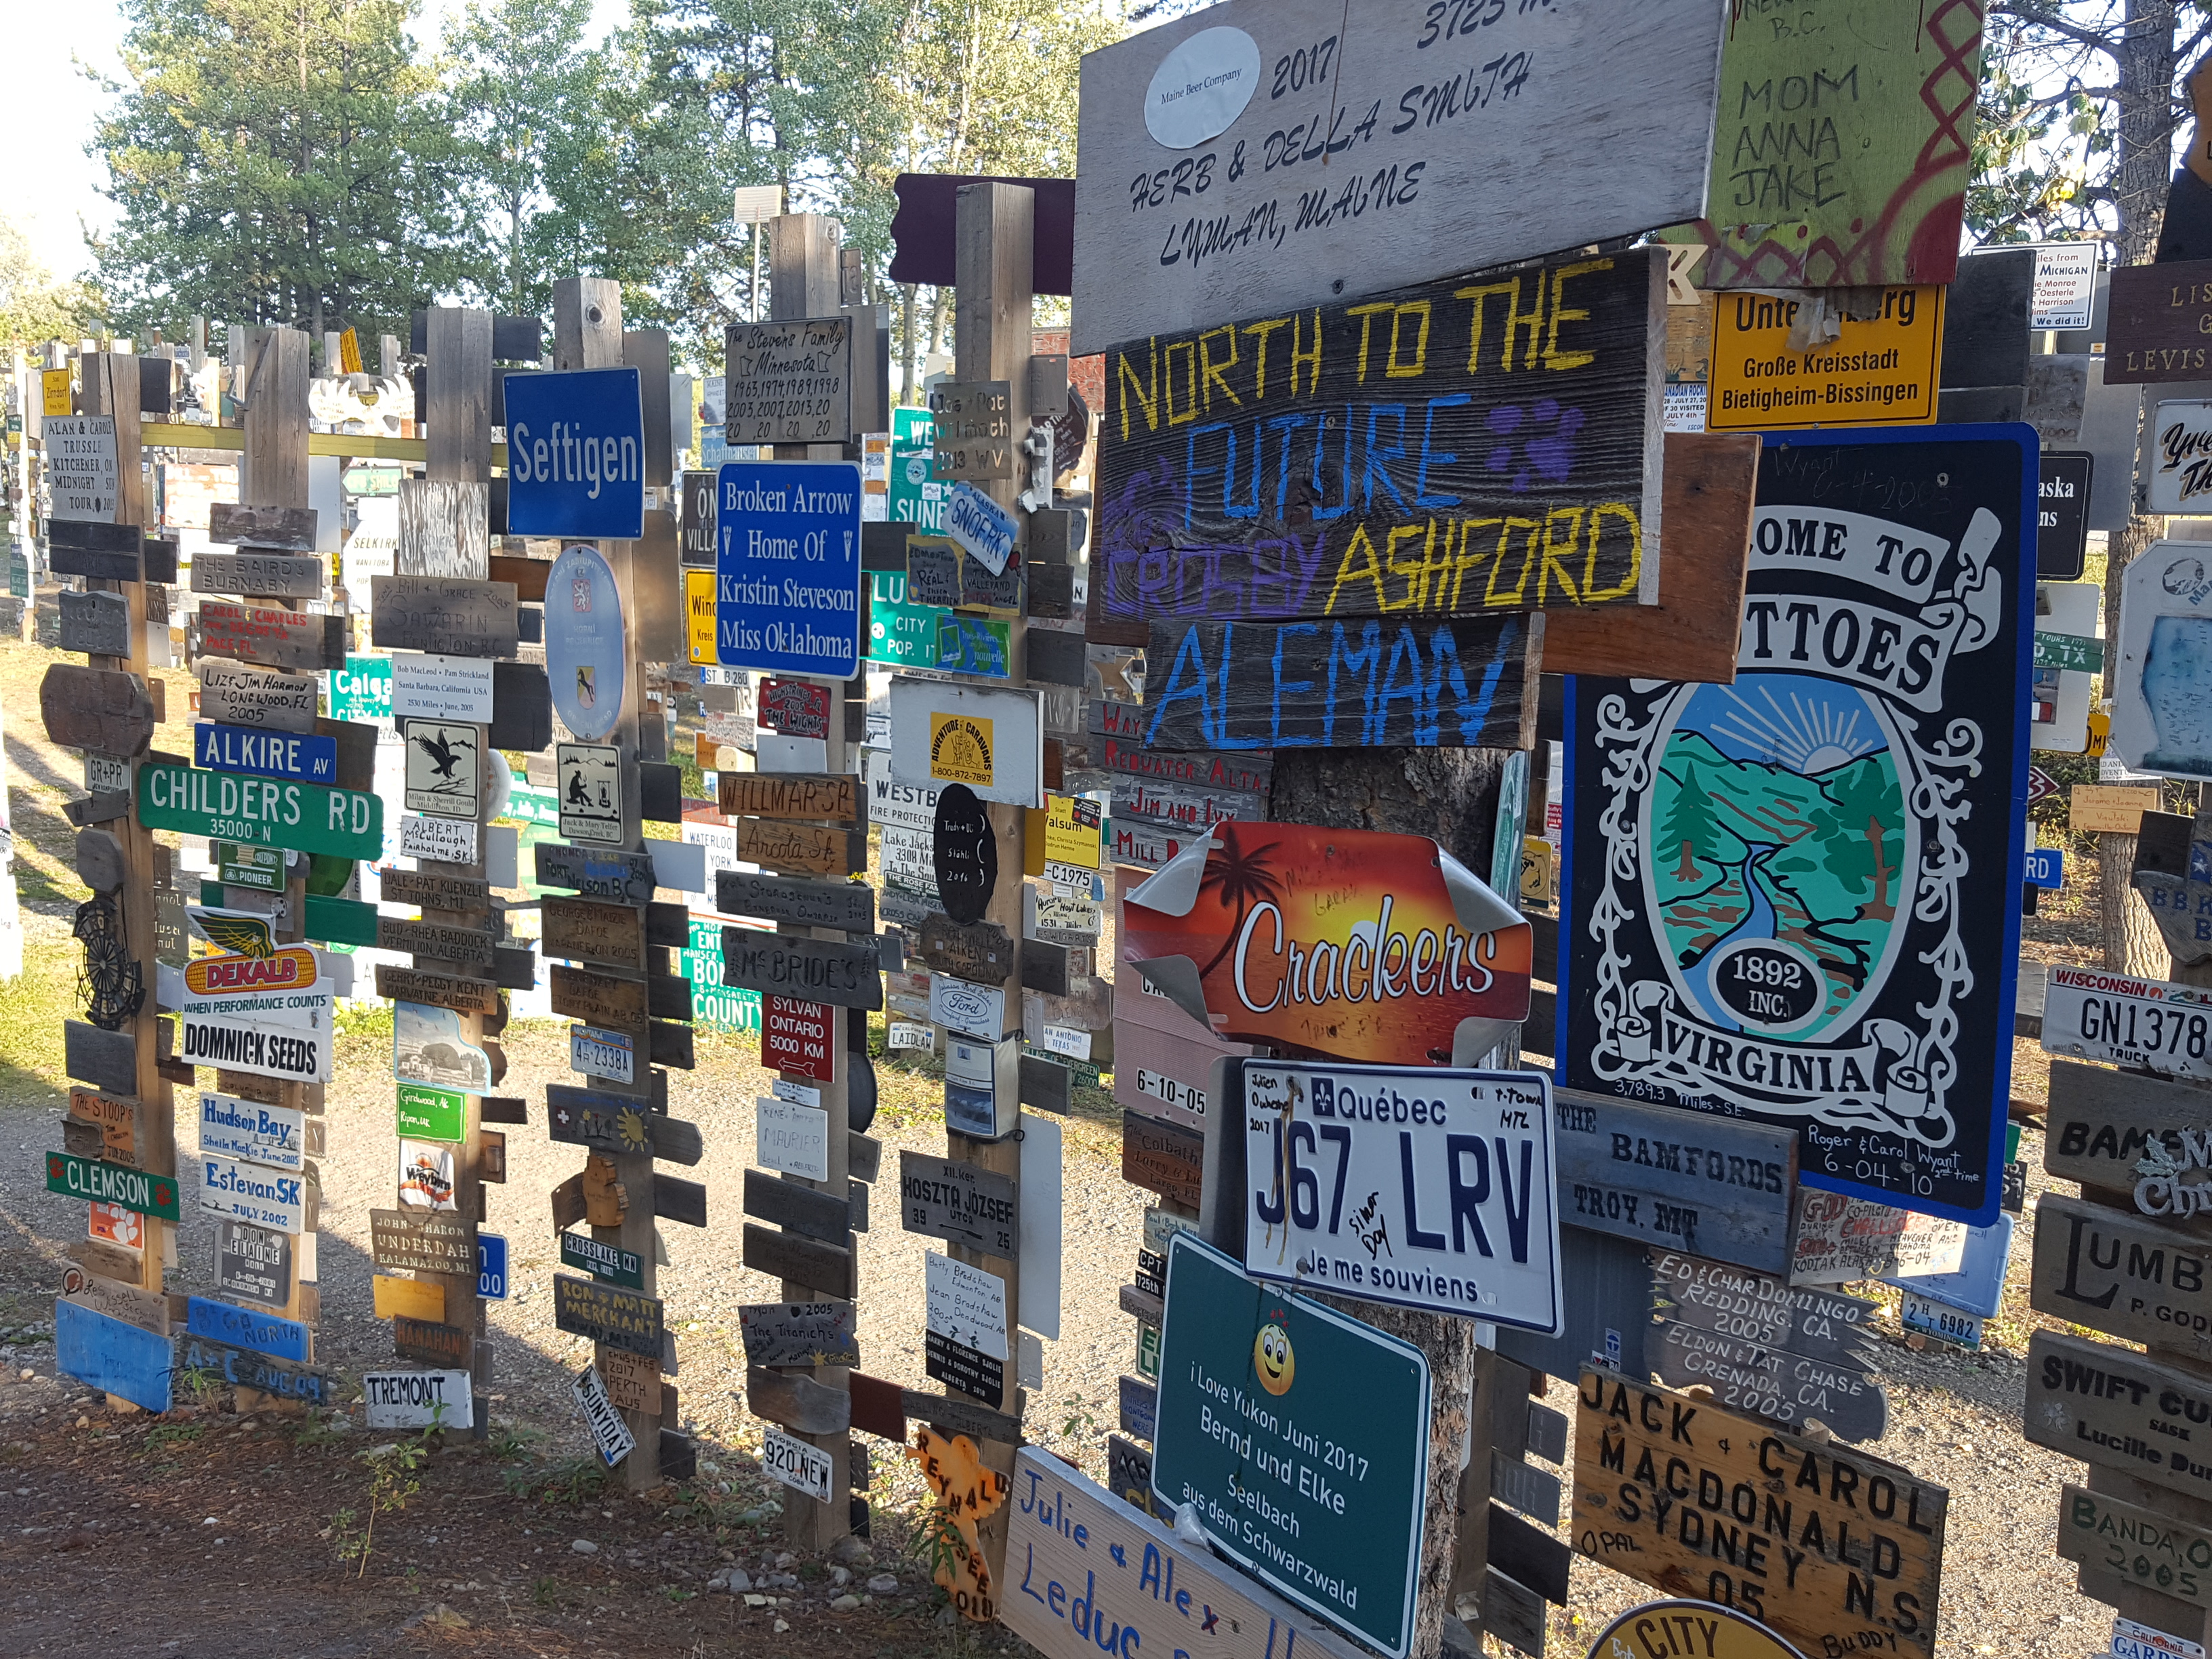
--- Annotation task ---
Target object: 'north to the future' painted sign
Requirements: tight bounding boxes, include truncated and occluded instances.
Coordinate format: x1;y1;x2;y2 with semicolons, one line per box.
503;368;646;539
715;460;863;676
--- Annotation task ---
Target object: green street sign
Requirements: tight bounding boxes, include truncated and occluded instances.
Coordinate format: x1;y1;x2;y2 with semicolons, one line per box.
217;842;287;893
139;763;383;861
396;1084;466;1141
327;655;392;722
45;1150;182;1221
2034;630;2104;674
561;1229;643;1289
1136;1321;1160;1380
887;407;942;531
1151;1234;1430;1659
305;893;380;947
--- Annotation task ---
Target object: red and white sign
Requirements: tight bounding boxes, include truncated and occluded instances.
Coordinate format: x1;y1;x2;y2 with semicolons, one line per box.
762;993;834;1082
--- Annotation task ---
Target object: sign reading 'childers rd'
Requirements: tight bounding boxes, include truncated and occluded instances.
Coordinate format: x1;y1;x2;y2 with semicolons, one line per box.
136;763;384;860
1120;822;1530;1065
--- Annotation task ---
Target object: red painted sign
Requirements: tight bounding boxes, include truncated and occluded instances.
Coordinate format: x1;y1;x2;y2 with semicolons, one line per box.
1119;822;1530;1065
762;994;835;1082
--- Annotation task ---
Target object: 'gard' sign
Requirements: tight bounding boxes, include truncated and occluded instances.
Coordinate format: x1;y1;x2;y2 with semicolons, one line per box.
137;762;383;860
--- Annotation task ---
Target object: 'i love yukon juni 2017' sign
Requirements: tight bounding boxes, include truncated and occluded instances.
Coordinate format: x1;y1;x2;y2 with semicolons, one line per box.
1563;428;2036;1225
1120;821;1530;1065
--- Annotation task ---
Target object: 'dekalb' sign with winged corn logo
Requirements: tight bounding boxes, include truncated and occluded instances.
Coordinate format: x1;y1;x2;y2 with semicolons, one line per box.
1118;821;1530;1065
1563;427;2034;1226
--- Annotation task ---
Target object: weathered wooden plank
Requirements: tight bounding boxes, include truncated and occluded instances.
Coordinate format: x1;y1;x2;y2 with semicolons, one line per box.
653;1172;708;1227
742;1221;853;1299
1551;1088;1796;1275
2024;1329;2212;1504
1648;1250;1877;1366
209;502;318;550
918;916;1013;985
191;554;325;600
58;1266;169;1337
1650;1317;1888;1441
178;1332;338;1407
552;1273;664;1357
717;772;861;825
721;930;882;1010
649;1020;695;1071
897;1151;1018;1256
738;1300;861;1368
379;917;496;970
2054;1483;2212;1614
1122;1109;1202;1208
64;1022;138;1097
1092;701;1275;796
197;658;320;733
392;1316;474;1369
900;1389;1021;1446
548;1088;703;1166
2030;1195;2212;1360
1573;1370;1945;1658
743;1170;851;1247
370;576;520;658
542;897;647;970
487;659;552;752
731;818;866;877
2045;1058;2212;1221
1020;941;1080;998
372;966;500;1016
396;478;490;579
715;869;874;934
1490;1452;1562;1529
369;1208;478;1275
58;590;132;657
746;1364;852;1435
550;964;649;1033
1108;773;1265;840
41;665;155;757
647;974;691;1023
1141;613;1538;752
197;603;346;672
535;843;655;905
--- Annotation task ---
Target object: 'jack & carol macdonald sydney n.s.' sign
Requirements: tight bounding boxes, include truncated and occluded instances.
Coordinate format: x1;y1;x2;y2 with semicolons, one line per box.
1562;426;2035;1225
1119;821;1531;1066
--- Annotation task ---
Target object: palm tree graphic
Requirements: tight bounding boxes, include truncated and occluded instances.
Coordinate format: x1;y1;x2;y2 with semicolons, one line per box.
1193;825;1287;980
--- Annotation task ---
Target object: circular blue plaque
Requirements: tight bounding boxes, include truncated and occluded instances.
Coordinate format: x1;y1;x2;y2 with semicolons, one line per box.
546;543;627;742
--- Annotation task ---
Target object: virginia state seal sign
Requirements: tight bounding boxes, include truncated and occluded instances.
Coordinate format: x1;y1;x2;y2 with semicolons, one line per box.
1563;428;2035;1224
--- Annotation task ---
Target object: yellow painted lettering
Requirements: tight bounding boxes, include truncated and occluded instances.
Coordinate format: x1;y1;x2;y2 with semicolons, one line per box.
1544;258;1612;371
1347;302;1395;384
1326;524;1390;615
1117;341;1160;440
1480;517;1542;607
1164;340;1200;428
1291;310;1324;395
1387;302;1432;379
1197;325;1242;411
1582;503;1643;600
1242;318;1292;401
1536;507;1587;603
1457;276;1545;372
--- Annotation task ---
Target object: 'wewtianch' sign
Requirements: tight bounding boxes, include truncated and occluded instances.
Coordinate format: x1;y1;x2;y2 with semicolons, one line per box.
1564;428;2036;1225
1097;250;1664;626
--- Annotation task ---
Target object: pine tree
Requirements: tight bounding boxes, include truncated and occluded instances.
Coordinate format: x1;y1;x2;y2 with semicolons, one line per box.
1659;761;1719;883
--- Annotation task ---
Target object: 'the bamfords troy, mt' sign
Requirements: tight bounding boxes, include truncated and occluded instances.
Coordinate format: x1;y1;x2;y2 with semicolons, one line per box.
1121;821;1530;1064
1097;249;1664;626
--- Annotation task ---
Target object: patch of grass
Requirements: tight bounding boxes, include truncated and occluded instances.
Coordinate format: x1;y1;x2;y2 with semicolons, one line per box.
0;914;87;1100
506;1454;611;1507
142;1422;203;1453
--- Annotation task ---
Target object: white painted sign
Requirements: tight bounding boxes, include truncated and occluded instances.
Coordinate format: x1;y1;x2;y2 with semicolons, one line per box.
1019;1111;1064;1340
2112;541;2212;781
343;496;398;613
756;1097;830;1181
197;1151;312;1234
771;1078;821;1108
403;719;482;818
1790;1192;1967;1284
558;742;624;845
400;813;478;865
44;415;119;521
390;652;496;722
398;1139;458;1211
888;676;1044;807
2030;241;2100;331
85;754;129;796
2148;402;2212;514
573;1364;636;1467
178;1010;332;1083
925;1250;1009;1360
363;1368;474;1429
864;746;940;834
761;1425;834;1501
197;1093;308;1172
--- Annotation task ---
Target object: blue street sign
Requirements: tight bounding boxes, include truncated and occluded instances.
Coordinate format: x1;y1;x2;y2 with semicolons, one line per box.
194;722;339;784
715;459;864;676
478;1231;508;1300
504;368;646;539
2026;846;2064;889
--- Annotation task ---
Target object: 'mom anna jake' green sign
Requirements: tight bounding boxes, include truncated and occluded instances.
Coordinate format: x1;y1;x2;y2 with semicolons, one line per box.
45;1149;180;1221
138;763;383;861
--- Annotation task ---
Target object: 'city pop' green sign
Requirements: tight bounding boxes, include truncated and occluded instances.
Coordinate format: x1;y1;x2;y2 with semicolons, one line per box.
1151;1234;1430;1659
138;763;383;860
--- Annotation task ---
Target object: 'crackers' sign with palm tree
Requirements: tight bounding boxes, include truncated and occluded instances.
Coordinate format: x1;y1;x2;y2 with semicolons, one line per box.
1118;822;1531;1066
1563;426;2036;1226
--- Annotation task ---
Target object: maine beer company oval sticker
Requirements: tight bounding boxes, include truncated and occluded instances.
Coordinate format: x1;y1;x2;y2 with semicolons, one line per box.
547;544;626;743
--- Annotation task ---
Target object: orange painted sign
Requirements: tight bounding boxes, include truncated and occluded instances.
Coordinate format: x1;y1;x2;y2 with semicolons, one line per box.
1119;823;1530;1065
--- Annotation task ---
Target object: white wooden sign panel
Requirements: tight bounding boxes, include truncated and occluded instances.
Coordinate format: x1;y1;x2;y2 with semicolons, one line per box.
887;677;1043;807
2113;541;2212;781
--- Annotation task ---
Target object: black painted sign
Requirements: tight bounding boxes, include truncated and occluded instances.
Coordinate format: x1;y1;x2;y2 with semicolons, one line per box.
720;929;883;1010
2037;452;2093;581
1097;249;1664;627
898;1149;1017;1256
552;1273;665;1357
932;783;997;926
714;869;874;934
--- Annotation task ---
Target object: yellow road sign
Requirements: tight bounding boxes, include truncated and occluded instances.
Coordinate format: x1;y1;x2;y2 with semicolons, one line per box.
1706;287;1944;430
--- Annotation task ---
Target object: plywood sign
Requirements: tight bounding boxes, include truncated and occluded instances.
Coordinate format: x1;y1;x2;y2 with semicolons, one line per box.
1096;250;1664;628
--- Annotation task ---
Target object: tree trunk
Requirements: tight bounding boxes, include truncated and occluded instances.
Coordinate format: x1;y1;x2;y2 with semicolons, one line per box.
2102;832;2173;974
1864;814;1896;921
1267;745;1512;1659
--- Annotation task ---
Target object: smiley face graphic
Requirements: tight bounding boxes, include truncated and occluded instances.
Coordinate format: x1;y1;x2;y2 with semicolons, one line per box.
1253;1322;1294;1395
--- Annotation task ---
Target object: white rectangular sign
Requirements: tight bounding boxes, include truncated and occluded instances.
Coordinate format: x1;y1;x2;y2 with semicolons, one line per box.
887;677;1043;807
2043;964;2212;1084
756;1097;830;1181
390;652;495;721
2030;241;2100;331
1241;1060;1562;1334
44;415;120;522
2148;402;2212;514
573;1364;636;1467
197;1151;313;1234
925;1250;1010;1360
363;1368;474;1429
176;951;335;1031
2112;541;2212;781
177;1010;332;1083
401;813;479;865
930;972;1008;1039
197;1093;308;1172
1790;1192;1967;1284
761;1425;834;1501
864;746;940;834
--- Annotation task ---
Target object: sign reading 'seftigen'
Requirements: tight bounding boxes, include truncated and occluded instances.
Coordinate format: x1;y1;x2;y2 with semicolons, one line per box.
503;367;646;539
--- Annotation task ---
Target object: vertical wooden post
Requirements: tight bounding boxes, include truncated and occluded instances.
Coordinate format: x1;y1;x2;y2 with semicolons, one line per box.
946;181;1034;1583
419;306;496;1436
765;211;861;1551
551;277;663;1490
79;354;175;1370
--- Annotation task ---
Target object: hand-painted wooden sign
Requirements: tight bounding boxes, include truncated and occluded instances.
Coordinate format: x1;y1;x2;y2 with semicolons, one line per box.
396;478;490;579
138;764;382;861
544;897;647;970
1113;1014;1242;1130
2108;261;2212;385
2030;1195;2212;1361
40;664;155;757
1239;1057;1561;1332
199;602;346;672
59;1265;167;1338
535;842;656;906
920;916;1013;985
596;1347;661;1414
1551;1088;1796;1275
179;1332;336;1406
380;918;496;970
715;869;874;934
58;590;131;657
550;964;649;1033
68;1088;138;1164
724;316;852;444
739;1300;861;1368
1650;1250;1877;1366
55;1299;172;1414
377;867;492;914
369;1208;478;1275
373;965;500;1017
372;575;520;658
1099;251;1662;630
2045;1059;2212;1218
214;1219;293;1307
899;1151;1019;1256
933;783;998;925
199;658;319;733
2025;1329;2212;1502
1650;1317;1887;1441
1122;820;1529;1063
730;817;864;877
392;1315;474;1368
722;929;882;1009
2041;964;2212;1084
742;1221;854;1300
198;1091;308;1170
186;1294;309;1362
1123;1110;1204;1208
717;772;860;824
1069;0;1725;355
45;1150;179;1220
553;1273;665;1357
1565;428;2034;1224
210;501;319;550
549;1088;702;1164
192;553;325;600
1574;1370;1946;1656
2055;1483;2212;1614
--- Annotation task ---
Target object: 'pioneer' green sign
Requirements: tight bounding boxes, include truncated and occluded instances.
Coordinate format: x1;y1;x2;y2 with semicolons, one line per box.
138;763;383;860
45;1149;181;1221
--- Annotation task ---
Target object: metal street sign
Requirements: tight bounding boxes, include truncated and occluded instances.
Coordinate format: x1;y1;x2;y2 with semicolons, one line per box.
194;722;338;785
1151;1233;1429;1658
562;1229;644;1289
898;1151;1018;1256
504;368;646;539
714;459;864;676
138;764;384;861
1239;1059;1561;1334
44;1151;180;1221
573;1364;637;1466
546;542;628;743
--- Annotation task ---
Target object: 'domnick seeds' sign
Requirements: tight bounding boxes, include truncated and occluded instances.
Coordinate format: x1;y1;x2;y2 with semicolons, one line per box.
1563;428;2034;1224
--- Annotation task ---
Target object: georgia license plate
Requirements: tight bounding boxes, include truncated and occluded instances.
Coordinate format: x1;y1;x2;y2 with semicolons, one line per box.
761;1426;833;1501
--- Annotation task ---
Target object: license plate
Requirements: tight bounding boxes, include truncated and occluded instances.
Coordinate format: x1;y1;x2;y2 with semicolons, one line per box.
571;1027;635;1084
762;1426;834;1502
1136;1067;1204;1117
1900;1290;1982;1351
